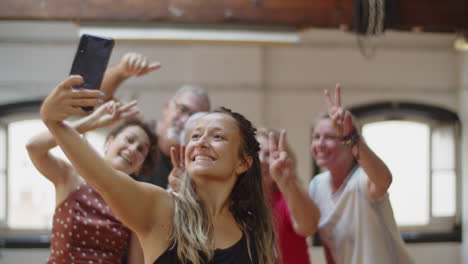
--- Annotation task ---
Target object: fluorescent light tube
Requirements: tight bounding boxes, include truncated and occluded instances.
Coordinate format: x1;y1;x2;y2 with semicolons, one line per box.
79;23;299;44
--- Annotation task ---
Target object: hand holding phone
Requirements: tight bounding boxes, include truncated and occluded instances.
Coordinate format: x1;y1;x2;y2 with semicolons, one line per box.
70;34;114;111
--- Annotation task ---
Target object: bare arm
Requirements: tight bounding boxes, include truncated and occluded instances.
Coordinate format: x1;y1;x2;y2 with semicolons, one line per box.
277;179;321;236
40;76;172;235
324;84;392;199
269;130;320;236
127;232;144;264
351;139;392;199
26;115;97;188
26;86;109;189
27;99;140;186
100;52;161;102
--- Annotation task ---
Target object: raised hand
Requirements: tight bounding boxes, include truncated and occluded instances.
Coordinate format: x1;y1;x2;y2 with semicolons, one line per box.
119;52;161;78
87;100;141;129
268;130;295;190
324;84;354;137
168;145;186;192
40;75;103;123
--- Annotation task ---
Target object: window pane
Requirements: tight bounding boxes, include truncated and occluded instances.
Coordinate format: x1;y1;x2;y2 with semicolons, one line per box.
0;126;5;171
8;120;55;229
7;118;107;230
0;127;6;222
432;170;456;217
0;172;5;223
363;121;429;226
432;126;455;170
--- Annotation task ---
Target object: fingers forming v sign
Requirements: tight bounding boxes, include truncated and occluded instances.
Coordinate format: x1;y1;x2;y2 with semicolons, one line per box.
113;100;140;119
324;84;354;137
91;100;141;129
268;130;294;189
168;145;186;192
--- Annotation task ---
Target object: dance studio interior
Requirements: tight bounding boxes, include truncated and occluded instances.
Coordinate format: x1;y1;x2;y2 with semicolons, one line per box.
0;0;466;263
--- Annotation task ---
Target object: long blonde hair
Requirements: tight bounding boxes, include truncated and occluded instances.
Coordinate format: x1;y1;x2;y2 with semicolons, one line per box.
169;107;277;264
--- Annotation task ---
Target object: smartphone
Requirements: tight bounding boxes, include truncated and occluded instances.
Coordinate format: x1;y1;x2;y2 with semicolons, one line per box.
70;34;115;111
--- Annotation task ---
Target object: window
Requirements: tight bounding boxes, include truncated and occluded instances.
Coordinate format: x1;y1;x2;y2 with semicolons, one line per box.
8;119;55;230
0;101;107;247
352;102;460;241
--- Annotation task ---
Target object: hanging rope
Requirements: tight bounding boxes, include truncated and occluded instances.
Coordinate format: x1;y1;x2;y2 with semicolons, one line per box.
357;0;385;59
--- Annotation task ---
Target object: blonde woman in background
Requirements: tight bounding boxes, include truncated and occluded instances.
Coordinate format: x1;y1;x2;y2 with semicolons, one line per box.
309;84;413;264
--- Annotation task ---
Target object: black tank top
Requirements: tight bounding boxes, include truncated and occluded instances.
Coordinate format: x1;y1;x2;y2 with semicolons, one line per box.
153;233;257;264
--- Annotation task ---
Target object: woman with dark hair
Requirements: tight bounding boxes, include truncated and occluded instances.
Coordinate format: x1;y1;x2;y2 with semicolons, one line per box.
38;75;277;264
27;94;158;264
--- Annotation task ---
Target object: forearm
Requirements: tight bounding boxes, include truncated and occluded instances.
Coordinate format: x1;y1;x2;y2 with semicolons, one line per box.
26;116;96;154
352;140;393;194
44;120;121;190
278;180;320;236
100;63;131;102
127;232;144;264
43;119;161;233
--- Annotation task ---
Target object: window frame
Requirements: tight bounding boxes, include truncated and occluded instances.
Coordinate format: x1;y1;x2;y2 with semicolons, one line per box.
0;122;7;229
0;100;53;248
0;100;115;249
312;101;461;244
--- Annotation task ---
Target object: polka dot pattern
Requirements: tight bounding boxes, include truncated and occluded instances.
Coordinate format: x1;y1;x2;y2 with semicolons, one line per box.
46;183;130;264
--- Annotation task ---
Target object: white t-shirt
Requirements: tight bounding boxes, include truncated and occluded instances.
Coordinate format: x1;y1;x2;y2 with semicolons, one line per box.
309;166;413;264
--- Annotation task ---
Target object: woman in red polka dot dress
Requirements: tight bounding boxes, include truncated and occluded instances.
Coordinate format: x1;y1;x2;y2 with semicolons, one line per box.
27;98;158;264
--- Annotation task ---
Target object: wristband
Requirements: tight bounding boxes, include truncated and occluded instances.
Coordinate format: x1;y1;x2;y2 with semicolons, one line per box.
340;128;360;147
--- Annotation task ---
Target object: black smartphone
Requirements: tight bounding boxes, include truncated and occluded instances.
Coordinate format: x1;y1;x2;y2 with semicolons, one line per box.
70;34;115;111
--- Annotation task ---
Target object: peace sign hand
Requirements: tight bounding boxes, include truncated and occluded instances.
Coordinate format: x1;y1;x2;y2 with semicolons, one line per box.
268;130;295;191
324;84;354;137
88;100;140;129
168;145;186;192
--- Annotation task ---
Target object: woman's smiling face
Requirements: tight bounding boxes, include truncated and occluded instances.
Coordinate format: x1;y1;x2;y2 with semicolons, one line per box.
185;113;248;181
311;118;350;169
105;125;150;175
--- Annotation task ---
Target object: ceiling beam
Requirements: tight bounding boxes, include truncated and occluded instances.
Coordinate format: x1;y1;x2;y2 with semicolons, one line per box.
0;0;465;32
398;1;466;32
